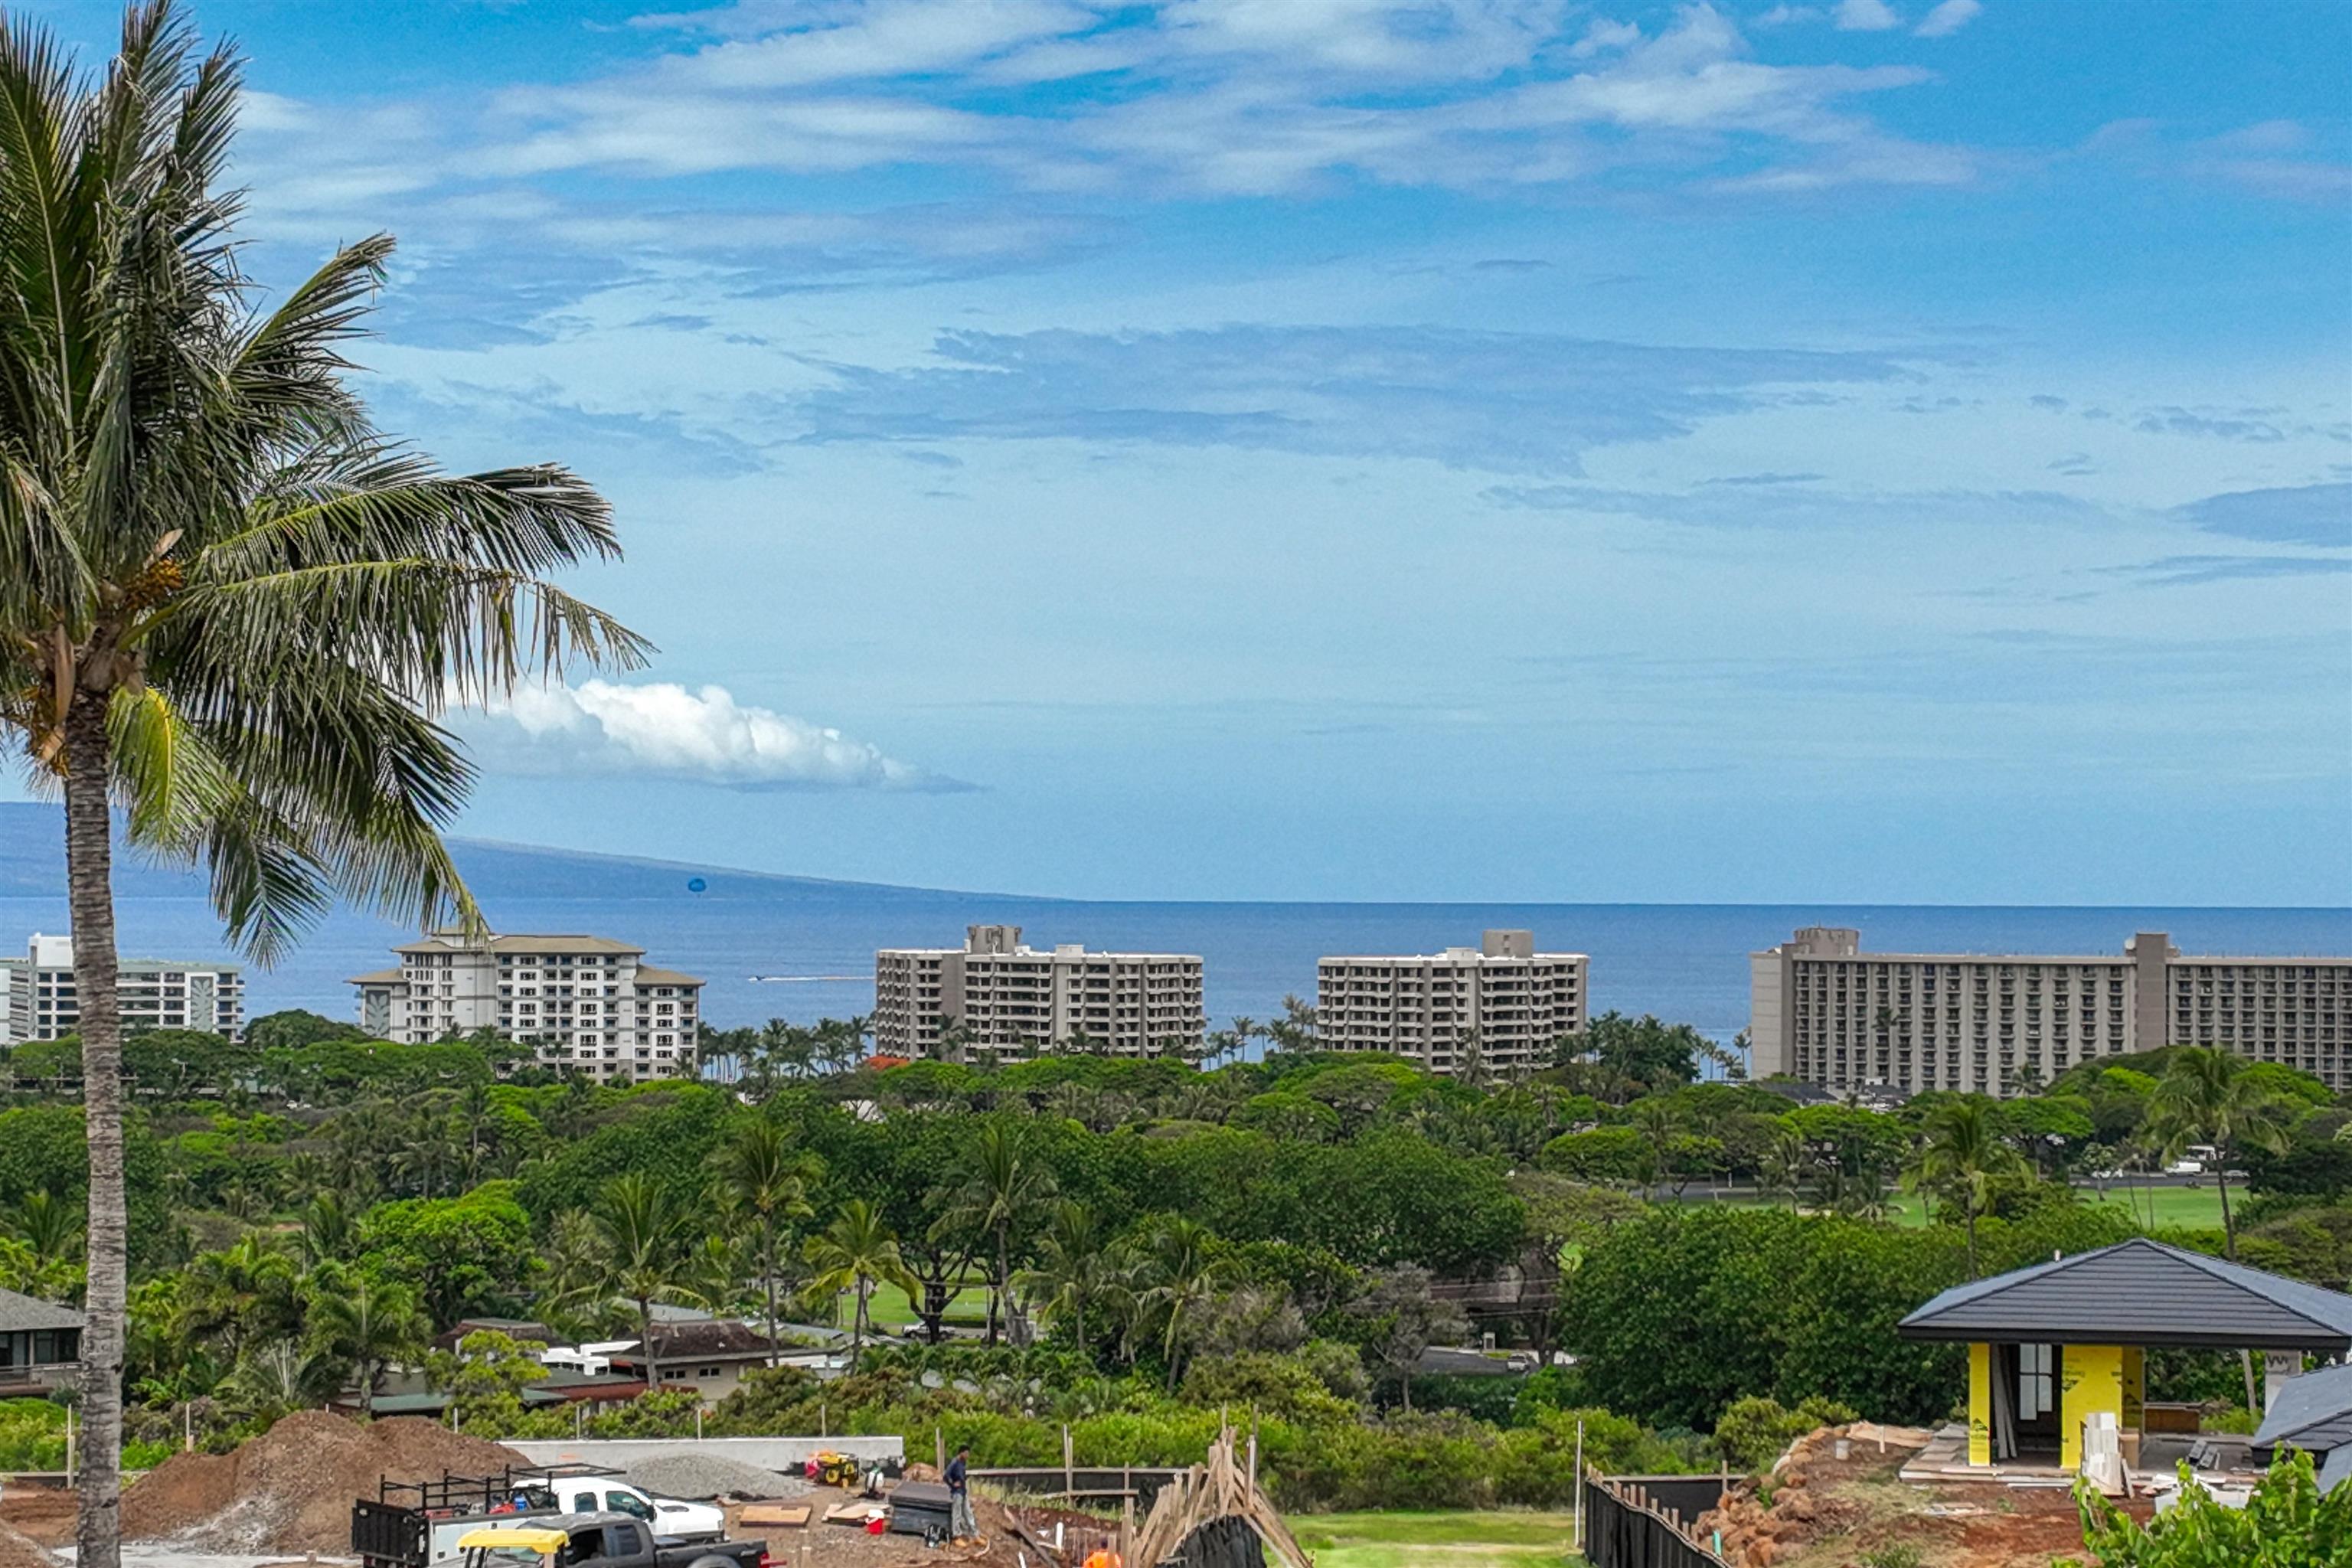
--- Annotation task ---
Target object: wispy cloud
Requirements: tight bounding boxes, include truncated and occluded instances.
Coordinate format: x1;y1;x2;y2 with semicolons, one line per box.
788;324;1914;472
2179;482;2352;548
2109;554;2352;588
1835;0;1903;33
469;681;971;792
1913;0;1981;38
1483;481;2097;531
240;1;1971;218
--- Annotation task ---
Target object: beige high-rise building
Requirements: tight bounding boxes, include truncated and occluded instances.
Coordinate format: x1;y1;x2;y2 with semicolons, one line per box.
873;925;1207;1060
2;933;243;1043
1749;927;2352;1096
350;930;703;1081
1315;930;1588;1078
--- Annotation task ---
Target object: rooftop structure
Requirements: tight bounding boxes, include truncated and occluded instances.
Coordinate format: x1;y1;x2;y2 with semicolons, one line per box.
1315;930;1588;1079
0;1286;83;1398
350;929;703;1082
1749;926;2352;1097
874;925;1207;1061
1898;1239;2352;1474
2;933;243;1044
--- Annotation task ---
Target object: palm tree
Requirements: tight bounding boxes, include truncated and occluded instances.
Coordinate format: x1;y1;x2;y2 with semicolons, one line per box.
1630;1099;1683;1194
0;11;643;1559
5;1190;84;1268
1903;1098;2030;1278
802;1200;916;1370
707;1120;818;1361
308;1272;427;1411
1759;1128;1812;1211
1126;1215;1231;1394
1013;1200;1109;1357
2145;1047;2293;1261
936;1120;1057;1345
296;1191;354;1274
594;1172;698;1393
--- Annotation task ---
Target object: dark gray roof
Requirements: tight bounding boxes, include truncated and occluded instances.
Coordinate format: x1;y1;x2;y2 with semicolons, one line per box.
1899;1239;2352;1352
2321;1448;2352;1494
2255;1361;2352;1459
0;1287;83;1333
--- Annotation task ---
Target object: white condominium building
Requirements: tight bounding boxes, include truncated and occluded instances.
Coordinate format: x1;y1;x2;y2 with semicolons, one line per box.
350;930;703;1080
2;933;243;1044
1315;931;1589;1077
873;925;1207;1060
1749;927;2352;1096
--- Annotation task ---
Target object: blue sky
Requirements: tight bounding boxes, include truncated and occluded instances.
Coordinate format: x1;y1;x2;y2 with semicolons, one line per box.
22;0;2352;905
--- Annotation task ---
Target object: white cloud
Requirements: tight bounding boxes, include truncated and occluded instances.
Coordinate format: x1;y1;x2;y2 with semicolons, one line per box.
1914;0;1981;38
1567;18;1642;58
1835;0;1903;31
472;680;967;791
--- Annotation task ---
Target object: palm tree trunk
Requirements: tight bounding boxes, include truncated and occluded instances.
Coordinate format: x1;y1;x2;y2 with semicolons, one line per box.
65;693;127;1568
763;1227;780;1366
638;1299;658;1393
2217;1171;2236;1259
1963;1207;1979;1280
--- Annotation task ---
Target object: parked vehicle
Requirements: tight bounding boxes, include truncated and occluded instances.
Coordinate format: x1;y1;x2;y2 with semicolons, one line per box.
446;1514;768;1568
352;1466;723;1568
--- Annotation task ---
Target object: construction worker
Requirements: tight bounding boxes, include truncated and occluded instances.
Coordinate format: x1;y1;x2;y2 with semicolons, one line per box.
946;1444;978;1544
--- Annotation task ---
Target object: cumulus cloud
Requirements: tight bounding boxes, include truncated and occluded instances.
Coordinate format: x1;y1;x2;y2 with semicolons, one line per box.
472;680;969;792
1913;0;1981;38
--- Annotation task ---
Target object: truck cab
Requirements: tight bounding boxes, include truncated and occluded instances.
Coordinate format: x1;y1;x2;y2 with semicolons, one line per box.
532;1475;723;1542
450;1513;766;1568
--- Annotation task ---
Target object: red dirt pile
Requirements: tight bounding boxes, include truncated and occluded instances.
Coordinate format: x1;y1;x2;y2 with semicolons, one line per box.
0;1521;58;1568
1701;1424;1926;1567
121;1409;524;1556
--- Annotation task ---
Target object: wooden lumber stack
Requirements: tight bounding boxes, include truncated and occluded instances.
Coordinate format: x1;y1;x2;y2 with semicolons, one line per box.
1128;1426;1313;1568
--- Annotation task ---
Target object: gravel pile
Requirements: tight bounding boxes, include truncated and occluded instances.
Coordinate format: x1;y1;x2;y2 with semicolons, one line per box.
622;1453;808;1501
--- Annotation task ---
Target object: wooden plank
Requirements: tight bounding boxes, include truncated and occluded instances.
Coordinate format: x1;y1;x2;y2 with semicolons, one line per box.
739;1504;812;1527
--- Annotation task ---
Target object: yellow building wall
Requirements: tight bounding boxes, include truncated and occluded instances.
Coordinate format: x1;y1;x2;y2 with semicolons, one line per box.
2061;1343;2125;1471
1968;1342;1991;1466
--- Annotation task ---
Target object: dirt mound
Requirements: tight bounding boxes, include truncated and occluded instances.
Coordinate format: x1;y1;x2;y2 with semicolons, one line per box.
0;1521;57;1568
122;1409;523;1556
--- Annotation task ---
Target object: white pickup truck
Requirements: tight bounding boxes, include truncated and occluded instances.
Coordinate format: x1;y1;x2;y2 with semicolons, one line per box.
536;1475;724;1544
353;1466;727;1568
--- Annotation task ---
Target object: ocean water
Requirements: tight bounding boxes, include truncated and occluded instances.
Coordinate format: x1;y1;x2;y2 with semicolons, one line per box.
3;870;2347;1047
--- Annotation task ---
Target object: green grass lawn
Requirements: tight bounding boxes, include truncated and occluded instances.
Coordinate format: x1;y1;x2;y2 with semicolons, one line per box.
1670;1180;2224;1233
841;1278;990;1333
1291;1511;1583;1568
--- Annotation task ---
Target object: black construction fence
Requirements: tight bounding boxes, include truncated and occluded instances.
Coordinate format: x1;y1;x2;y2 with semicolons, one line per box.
1580;1472;1733;1568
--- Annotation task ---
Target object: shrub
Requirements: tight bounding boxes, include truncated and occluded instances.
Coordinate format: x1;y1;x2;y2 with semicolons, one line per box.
1712;1394;1860;1473
2065;1451;2351;1565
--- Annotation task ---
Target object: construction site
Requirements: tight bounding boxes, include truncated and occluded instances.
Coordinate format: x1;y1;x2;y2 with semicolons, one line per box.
0;1413;1312;1568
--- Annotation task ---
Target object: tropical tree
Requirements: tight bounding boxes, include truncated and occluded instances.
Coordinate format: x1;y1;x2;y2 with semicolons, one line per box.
1014;1200;1111;1357
1759;1127;1812;1211
306;1272;427;1410
1125;1215;1233;1393
936;1119;1057;1345
4;1189;83;1268
1903;1098;2031;1278
802;1199;916;1370
707;1119;819;1359
2145;1047;2294;1260
594;1172;699;1391
0;7;642;1560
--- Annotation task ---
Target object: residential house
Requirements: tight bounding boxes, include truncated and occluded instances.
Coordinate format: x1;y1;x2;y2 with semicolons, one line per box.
0;1287;82;1397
